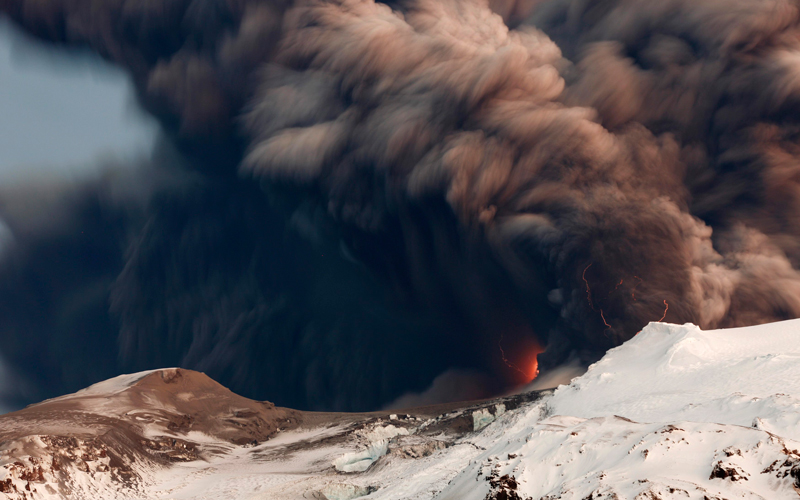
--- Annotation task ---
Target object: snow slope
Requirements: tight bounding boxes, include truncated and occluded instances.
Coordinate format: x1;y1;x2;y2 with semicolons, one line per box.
437;321;800;499
550;321;800;435
2;320;799;499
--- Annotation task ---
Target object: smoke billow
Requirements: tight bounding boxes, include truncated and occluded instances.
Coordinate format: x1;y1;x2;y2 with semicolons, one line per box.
2;0;800;409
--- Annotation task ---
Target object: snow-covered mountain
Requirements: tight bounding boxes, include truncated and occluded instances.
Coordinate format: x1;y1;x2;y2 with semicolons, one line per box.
2;320;799;499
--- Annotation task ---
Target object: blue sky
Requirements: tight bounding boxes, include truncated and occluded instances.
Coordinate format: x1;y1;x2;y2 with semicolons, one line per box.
0;17;157;181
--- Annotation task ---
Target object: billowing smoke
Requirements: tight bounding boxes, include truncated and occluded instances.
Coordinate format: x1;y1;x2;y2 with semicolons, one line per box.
0;146;465;410
2;0;800;410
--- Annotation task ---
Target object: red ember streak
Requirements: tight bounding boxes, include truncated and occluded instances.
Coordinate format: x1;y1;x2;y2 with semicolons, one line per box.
658;299;669;322
583;263;612;331
583;264;668;335
582;263;595;309
498;334;541;382
599;309;611;329
498;334;527;378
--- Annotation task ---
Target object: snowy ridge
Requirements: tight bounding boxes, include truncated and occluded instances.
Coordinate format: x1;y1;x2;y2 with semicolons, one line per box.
2;320;800;499
436;320;800;499
71;369;167;397
549;321;800;431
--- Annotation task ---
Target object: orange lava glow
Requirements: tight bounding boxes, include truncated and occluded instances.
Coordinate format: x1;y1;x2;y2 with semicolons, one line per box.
526;355;540;382
499;334;543;383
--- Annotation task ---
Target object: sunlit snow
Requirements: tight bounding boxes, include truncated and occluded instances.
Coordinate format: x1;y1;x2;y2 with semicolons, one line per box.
3;320;800;499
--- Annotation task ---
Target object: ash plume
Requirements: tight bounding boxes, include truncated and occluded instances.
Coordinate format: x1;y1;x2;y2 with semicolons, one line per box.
2;0;800;409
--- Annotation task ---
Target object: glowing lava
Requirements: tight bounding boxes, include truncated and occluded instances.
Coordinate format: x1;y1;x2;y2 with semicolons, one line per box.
499;334;542;383
526;355;540;382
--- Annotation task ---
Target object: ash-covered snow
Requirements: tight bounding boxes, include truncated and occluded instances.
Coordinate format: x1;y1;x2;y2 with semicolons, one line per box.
472;404;506;431
68;369;168;398
33;369;166;405
333;425;410;472
4;320;800;500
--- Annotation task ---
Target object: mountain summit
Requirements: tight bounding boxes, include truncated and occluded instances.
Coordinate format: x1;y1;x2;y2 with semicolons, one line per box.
2;321;800;499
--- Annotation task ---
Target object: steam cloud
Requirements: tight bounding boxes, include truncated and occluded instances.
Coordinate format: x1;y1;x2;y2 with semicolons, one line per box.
2;0;800;410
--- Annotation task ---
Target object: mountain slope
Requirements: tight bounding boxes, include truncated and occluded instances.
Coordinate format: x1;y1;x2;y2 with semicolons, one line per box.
1;320;799;499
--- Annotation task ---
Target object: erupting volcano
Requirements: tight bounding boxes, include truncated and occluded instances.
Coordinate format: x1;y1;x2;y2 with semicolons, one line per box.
3;0;800;413
3;0;800;497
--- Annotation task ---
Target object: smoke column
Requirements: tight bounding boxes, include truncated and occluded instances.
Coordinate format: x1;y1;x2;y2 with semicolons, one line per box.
2;0;800;410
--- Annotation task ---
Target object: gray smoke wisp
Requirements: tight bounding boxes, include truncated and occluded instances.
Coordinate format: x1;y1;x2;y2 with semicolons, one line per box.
2;0;800;409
